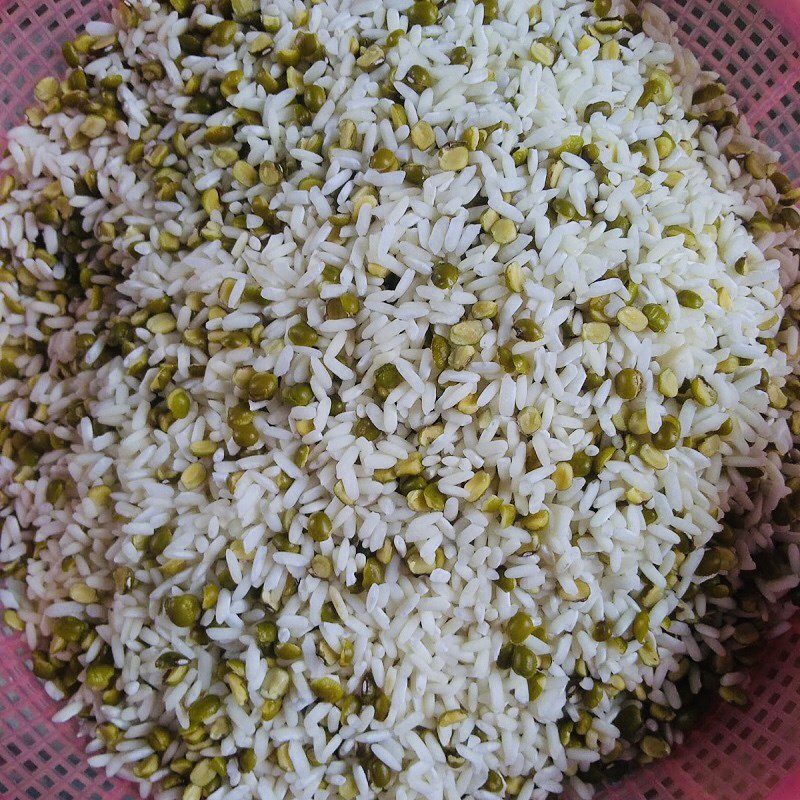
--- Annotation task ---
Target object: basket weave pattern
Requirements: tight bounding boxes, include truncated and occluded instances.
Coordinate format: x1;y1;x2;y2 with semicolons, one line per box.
1;1;800;799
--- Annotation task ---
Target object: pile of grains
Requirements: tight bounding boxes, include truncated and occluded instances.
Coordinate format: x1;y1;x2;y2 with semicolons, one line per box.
2;0;800;798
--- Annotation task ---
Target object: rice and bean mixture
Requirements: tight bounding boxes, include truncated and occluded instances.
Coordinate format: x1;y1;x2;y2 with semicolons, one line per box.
2;0;800;797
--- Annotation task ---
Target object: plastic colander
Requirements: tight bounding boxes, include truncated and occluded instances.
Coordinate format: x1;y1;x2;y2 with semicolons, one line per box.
1;0;800;798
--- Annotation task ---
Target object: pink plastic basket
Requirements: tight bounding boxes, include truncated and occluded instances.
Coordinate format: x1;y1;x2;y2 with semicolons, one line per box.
1;1;800;799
